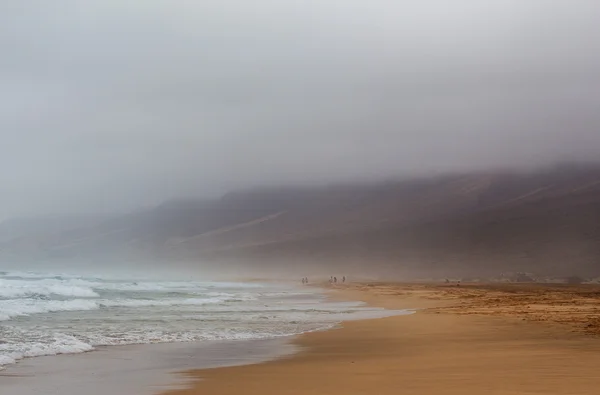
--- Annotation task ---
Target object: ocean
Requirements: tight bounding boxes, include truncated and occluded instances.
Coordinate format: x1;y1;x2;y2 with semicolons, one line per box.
0;271;403;370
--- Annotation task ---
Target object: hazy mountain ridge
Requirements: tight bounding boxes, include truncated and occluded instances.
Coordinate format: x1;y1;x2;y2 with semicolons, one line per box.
1;164;599;277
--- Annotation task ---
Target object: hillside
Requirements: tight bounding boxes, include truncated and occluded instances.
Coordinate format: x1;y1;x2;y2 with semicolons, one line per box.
1;164;599;278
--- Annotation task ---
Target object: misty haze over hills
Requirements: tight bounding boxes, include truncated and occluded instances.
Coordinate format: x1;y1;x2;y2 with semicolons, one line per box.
2;1;600;218
1;163;599;279
2;2;600;279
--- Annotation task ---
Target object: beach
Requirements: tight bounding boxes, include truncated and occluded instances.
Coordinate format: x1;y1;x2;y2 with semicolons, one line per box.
0;339;297;395
163;282;600;395
0;272;402;394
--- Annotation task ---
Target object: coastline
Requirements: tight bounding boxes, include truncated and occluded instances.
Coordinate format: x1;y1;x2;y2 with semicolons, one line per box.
162;282;600;395
5;282;600;394
0;281;391;395
0;338;297;395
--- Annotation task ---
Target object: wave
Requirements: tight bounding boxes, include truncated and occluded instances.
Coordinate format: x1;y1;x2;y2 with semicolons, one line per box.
0;299;100;320
0;332;94;367
0;295;251;321
0;271;80;280
0;321;338;369
0;274;264;300
0;306;409;369
0;279;99;299
0;273;408;372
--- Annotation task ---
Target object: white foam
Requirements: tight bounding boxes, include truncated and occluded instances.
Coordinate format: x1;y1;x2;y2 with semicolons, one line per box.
0;333;94;367
0;272;410;371
0;276;264;300
0;299;100;320
0;295;256;321
0;279;99;299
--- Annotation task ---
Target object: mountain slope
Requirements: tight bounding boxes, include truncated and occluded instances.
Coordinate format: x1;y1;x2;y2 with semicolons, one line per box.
1;164;599;277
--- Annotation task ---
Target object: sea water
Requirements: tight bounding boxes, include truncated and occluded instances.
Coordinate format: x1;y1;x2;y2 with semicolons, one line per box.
0;271;407;369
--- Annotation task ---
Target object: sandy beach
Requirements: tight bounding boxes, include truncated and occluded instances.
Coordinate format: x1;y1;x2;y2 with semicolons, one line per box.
163;282;600;395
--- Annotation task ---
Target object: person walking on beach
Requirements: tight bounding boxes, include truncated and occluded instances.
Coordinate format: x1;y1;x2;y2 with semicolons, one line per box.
334;276;337;283
342;276;346;283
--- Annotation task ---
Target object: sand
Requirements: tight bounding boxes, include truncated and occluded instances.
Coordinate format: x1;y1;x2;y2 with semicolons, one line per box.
0;339;296;395
163;282;600;395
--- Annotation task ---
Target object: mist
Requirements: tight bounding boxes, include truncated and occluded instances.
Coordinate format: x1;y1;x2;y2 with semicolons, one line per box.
2;1;600;218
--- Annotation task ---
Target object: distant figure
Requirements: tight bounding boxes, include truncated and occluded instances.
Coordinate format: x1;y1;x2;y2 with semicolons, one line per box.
342;276;346;283
305;277;308;284
302;278;305;285
334;276;337;283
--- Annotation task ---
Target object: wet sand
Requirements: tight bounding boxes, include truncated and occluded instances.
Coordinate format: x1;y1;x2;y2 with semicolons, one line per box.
163;282;600;395
0;339;296;395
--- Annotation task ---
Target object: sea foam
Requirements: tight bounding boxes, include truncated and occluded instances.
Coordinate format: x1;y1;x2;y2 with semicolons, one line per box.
0;271;408;370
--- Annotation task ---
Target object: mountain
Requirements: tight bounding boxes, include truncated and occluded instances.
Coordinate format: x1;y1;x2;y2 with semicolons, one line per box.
1;163;599;278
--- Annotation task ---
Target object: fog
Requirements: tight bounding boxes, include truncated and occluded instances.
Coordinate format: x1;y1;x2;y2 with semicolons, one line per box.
2;1;600;218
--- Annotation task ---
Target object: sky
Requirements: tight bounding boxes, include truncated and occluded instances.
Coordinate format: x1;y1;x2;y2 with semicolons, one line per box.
1;0;600;218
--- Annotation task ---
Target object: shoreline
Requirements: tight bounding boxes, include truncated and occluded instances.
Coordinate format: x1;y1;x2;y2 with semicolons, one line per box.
0;338;298;395
5;282;600;394
162;282;600;395
0;282;395;395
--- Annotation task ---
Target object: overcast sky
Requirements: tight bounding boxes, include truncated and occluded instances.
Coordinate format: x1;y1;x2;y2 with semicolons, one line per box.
1;1;600;217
